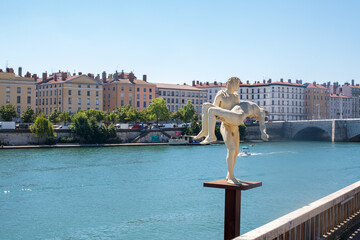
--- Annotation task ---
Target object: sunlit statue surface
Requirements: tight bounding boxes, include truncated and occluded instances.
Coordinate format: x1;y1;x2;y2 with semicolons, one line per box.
194;77;269;184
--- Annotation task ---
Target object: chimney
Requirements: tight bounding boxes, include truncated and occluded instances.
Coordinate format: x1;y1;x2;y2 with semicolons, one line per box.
25;72;31;77
129;72;135;81
143;74;147;82
296;80;299;84
10;68;14;73
78;72;82;75
120;70;125;79
42;72;47;81
200;82;202;86
95;74;100;81
288;79;291;83
352;79;355;86
18;67;22;77
32;74;37;80
114;71;119;81
357;84;359;87
0;69;2;72
246;80;249;84
102;71;107;82
263;80;265;83
299;80;302;84
62;72;68;80
6;67;10;73
54;74;57;81
183;83;186;85
192;80;195;86
268;78;272;83
214;81;217;85
313;81;316;86
206;82;209;85
280;78;283;82
196;80;199;85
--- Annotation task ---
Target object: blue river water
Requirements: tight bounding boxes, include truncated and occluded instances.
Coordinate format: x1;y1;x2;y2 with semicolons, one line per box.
0;142;359;240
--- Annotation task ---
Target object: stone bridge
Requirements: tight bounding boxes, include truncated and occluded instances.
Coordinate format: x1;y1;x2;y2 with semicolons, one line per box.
245;119;360;142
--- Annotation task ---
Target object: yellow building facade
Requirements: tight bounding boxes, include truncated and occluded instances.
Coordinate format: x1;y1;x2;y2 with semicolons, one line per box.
36;73;103;115
0;70;36;116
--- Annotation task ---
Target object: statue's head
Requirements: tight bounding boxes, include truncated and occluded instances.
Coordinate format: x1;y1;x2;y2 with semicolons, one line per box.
227;77;241;92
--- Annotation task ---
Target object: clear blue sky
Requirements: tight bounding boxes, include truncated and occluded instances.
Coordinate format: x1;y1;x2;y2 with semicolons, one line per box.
1;0;359;85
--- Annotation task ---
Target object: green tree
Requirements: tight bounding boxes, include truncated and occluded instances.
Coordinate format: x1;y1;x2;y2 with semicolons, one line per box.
147;98;171;125
125;107;139;123
85;109;104;122
138;109;149;123
238;123;246;140
21;108;35;123
0;104;17;121
59;112;71;125
30;115;56;143
171;110;183;125
71;111;117;143
116;105;133;122
180;100;196;123
49;109;61;124
104;112;119;125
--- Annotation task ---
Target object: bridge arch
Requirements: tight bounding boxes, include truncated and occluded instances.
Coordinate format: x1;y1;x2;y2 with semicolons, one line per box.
293;126;331;141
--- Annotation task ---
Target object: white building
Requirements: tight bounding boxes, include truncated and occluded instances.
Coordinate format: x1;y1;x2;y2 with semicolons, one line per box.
238;79;306;121
330;94;352;119
193;80;226;103
155;83;207;113
338;83;360;118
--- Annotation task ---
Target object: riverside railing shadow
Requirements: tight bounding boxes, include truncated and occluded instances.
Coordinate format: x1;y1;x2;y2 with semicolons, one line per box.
236;181;360;240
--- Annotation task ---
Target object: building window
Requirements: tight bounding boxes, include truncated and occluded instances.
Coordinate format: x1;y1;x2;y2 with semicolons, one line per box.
121;86;124;91
17;87;21;93
144;88;146;92
149;94;152;99
78;90;81;96
96;98;99;105
113;87;115;91
87;85;90;88
137;101;140;107
121;100;124;106
129;86;132;91
96;91;99;97
6;96;10;103
87;91;90;96
121;93;124;98
17;96;21;104
27;88;31;94
149;88;152;92
78;98;82;105
137;88;140;92
78;84;81;88
6;87;10;93
68;98;72;104
137;94;140;99
143;101;146;108
144;94;146;99
87;98;90;105
129;100;132;106
68;107;72;114
69;90;72;95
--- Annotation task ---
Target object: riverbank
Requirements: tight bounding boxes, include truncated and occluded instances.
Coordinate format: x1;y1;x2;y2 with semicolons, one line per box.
0;141;226;150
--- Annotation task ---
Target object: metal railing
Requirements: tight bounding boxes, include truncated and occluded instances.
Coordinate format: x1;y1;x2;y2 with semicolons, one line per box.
236;181;360;240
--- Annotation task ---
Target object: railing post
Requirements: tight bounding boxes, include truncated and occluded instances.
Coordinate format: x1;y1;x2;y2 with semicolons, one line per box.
204;179;262;240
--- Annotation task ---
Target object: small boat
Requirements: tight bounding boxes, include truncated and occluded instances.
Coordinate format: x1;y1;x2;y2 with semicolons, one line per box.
169;135;202;145
239;146;251;156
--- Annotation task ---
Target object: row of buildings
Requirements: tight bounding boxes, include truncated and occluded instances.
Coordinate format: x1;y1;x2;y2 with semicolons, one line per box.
0;67;359;121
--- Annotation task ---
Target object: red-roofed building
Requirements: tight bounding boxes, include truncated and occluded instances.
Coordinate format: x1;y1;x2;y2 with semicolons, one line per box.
193;80;226;102
304;82;330;120
238;78;306;121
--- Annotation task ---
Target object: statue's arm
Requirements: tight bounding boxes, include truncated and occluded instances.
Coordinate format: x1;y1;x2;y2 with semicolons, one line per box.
213;92;224;108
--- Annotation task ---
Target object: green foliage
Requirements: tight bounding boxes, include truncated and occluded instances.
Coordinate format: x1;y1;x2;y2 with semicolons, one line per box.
44;138;57;145
59;112;71;125
21;108;35;123
183;120;202;135
58;136;78;143
138;110;149;123
238;123;246;140
0;104;17;121
48;109;60;124
30;115;56;139
125;107;139;123
180;100;196;123
71;111;117;143
115;105;133;123
171;110;183;123
147;98;171;124
85;109;104;122
104;112;119;125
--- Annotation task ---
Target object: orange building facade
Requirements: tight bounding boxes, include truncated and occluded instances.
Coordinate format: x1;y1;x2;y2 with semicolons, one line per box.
103;73;156;111
304;83;330;120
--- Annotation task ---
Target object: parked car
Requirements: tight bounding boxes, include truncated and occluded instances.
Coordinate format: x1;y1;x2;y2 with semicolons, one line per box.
15;123;33;129
130;124;142;129
115;123;129;129
0;122;16;129
55;125;70;129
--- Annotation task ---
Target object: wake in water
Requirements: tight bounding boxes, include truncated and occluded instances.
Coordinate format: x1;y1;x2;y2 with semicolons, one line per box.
238;151;297;157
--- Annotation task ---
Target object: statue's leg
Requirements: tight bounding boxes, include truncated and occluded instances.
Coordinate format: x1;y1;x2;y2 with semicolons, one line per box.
221;124;240;184
200;106;245;144
258;107;269;141
194;103;214;139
